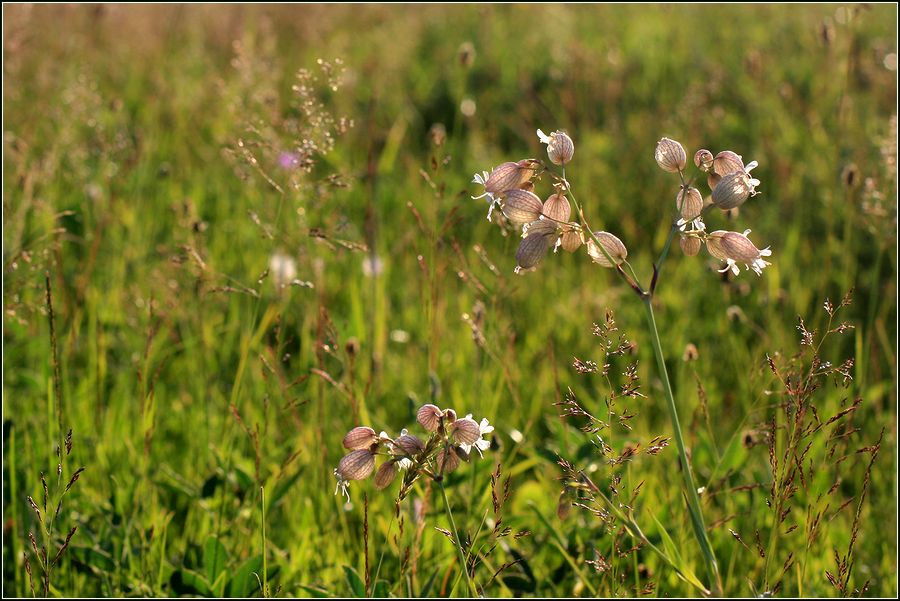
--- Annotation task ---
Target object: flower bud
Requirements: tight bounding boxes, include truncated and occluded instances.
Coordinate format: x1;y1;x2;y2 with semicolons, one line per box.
712;151;744;176
542;192;571;222
395;434;425;456
586;232;628;267
343;426;378;450
502;189;544;225
711;171;753;210
417;404;443;431
707;172;721;191
337;450;376;481
537;129;574;165
516;232;553;271
676;187;704;222
694;149;714;172
451;418;481;445
374;461;399;489
548;132;574;165
560;228;583;253
679;236;702;256
654;138;686;173
436;448;461;473
444;408;457;423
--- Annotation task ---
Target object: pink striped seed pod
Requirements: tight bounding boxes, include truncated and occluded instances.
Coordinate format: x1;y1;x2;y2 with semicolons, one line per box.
676;187;704;222
417;404;443;431
542;192;571;222
712;171;753;210
484;160;534;195
707;231;760;264
680;236;702;256
712;151;745;176
694;149;714;172
655;138;687;173
587;232;628;267
374;461;399;489
436;448;461;473
502;189;544;225
337;450;376;481
537;129;574;165
394;434;425;456
516;232;553;270
450;418;481;445
342;426;378;450
560;228;583;253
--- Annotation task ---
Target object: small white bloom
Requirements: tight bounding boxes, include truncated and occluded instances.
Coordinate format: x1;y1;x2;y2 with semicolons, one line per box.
471;170;499;220
333;468;351;503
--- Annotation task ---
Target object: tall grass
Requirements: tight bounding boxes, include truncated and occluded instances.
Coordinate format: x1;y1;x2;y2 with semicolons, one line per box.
3;4;896;597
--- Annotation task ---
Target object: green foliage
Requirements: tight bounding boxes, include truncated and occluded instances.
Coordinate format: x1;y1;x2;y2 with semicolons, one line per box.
3;4;896;597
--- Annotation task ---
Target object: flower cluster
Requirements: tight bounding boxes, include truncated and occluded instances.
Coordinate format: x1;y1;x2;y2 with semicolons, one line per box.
333;404;493;502
472;130;630;274
472;131;773;279
657;137;771;277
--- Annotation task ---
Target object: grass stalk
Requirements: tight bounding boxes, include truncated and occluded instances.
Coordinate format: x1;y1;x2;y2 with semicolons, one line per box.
438;481;478;598
642;297;722;596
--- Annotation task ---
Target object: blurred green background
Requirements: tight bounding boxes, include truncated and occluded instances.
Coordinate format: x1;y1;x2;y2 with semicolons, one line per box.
3;4;896;597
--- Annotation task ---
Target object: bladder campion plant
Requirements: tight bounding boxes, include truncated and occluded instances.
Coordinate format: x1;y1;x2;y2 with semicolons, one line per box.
471;130;774;596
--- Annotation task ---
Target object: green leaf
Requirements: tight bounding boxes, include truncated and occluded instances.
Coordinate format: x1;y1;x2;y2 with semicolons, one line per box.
267;469;303;511
203;536;228;586
226;555;263;598
418;567;440;597
170;567;212;597
649;512;707;594
342;565;366;597
372;580;390;598
298;584;331;597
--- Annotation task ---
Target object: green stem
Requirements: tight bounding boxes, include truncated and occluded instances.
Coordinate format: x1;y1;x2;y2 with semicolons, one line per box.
261;486;268;598
642;297;722;595
438;481;477;598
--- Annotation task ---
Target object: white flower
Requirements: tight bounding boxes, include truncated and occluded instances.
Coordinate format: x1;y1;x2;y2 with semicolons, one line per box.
471;170;499;220
333;468;351;503
269;252;297;288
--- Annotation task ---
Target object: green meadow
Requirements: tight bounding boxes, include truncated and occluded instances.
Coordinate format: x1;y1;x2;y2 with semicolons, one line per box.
3;4;896;597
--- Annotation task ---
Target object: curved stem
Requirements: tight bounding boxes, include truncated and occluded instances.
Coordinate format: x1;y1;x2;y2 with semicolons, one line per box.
438;481;478;597
642;297;722;596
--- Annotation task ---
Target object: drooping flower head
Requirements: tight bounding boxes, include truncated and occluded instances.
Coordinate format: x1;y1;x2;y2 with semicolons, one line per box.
705;229;772;276
472;160;538;220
